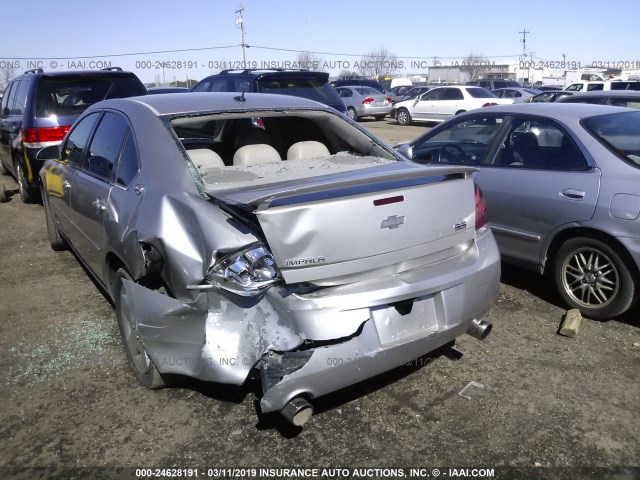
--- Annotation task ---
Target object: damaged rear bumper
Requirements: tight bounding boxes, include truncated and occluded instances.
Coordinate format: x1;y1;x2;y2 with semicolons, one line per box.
122;233;500;414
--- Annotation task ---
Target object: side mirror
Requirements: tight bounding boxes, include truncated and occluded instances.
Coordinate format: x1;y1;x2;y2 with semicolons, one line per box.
397;143;413;160
36;145;62;161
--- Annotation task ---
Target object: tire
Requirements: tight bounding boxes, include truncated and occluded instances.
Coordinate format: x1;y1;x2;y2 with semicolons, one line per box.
115;268;166;389
15;161;36;204
455;110;466;115
396;108;411;126
374;114;386;121
0;158;7;175
42;188;67;251
347;107;358;121
553;237;637;320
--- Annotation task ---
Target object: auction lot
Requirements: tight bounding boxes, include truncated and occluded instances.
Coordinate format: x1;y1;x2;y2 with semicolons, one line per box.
0;118;638;479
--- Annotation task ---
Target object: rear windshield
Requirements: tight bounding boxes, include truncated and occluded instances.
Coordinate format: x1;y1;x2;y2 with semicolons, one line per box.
36;75;146;117
355;87;381;96
582;111;640;169
467;87;496;98
257;76;342;105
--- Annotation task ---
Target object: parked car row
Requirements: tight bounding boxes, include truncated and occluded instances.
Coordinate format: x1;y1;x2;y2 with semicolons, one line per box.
2;64;639;428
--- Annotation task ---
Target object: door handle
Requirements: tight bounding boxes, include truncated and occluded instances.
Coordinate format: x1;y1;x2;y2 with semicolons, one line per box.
560;189;585;200
92;198;107;214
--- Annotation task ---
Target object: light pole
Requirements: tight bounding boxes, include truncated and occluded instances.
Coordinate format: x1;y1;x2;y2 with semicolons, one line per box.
236;5;247;68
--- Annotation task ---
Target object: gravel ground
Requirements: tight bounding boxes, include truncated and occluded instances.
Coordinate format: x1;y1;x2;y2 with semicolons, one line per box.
0;119;638;480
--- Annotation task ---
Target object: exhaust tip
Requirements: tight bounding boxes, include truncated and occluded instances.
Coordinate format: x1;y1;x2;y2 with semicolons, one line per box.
281;397;313;427
468;319;492;340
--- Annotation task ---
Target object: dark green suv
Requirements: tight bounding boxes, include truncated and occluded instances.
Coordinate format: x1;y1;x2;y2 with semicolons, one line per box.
0;68;146;202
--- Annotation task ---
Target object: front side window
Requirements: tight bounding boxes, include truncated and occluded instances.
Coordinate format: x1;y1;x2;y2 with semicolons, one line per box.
1;81;16;116
86;112;129;181
489;117;587;170
411;115;506;166
64;112;101;167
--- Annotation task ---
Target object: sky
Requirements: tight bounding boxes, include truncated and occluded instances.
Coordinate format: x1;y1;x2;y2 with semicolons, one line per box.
1;0;639;85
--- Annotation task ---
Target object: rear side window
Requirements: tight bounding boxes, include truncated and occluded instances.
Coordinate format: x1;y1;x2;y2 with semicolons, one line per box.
86;112;128;181
11;80;30;116
35;75;146;117
115;131;139;187
582;111;640;169
64;112;101;167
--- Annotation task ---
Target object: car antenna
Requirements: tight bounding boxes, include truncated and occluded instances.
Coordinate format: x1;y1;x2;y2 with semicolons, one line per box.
234;90;247;103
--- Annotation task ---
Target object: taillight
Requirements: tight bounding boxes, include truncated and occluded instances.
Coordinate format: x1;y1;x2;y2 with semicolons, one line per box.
475;183;489;236
22;126;70;147
481;102;498;107
362;97;375;105
385;97;392;104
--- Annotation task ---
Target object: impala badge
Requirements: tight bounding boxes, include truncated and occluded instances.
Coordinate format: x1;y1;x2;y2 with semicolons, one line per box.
381;215;405;229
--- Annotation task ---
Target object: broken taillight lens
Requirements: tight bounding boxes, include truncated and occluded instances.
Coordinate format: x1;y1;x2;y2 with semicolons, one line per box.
207;243;281;296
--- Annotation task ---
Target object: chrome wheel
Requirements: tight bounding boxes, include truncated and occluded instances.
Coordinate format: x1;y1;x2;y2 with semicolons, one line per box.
554;237;636;319
561;246;619;309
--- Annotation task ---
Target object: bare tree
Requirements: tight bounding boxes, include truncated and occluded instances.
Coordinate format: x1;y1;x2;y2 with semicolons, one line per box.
1;63;16;91
337;69;358;79
296;51;324;71
460;52;489;80
357;48;401;78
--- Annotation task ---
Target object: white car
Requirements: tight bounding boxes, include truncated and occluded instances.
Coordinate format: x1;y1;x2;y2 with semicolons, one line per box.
394;86;513;126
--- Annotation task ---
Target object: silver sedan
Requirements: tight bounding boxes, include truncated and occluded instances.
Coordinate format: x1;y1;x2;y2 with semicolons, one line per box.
38;92;500;426
334;86;392;121
398;103;640;319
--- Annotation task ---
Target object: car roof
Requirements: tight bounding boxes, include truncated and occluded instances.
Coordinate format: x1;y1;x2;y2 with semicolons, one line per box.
92;92;333;116
565;90;640;98
15;69;136;79
464;102;632;119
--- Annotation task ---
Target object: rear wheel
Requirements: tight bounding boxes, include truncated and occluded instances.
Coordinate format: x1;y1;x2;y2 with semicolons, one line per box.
115;268;166;389
553;237;636;319
346;107;357;121
42;188;67;251
455;110;466;115
15;161;36;204
396;108;411;126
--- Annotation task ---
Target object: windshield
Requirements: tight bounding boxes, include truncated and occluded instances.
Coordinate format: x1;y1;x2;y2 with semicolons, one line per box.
582;111;640;168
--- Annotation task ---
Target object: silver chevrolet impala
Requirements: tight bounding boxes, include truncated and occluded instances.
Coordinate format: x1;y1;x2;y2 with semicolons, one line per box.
39;93;500;426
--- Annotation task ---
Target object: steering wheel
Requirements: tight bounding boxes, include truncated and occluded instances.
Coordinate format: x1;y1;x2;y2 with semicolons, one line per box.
440;144;467;164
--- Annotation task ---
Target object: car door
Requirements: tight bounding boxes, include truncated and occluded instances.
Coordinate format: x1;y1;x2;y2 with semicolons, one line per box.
69;111;129;274
434;87;465;121
0;81;17;172
412;88;443;120
476;115;600;267
45;112;102;244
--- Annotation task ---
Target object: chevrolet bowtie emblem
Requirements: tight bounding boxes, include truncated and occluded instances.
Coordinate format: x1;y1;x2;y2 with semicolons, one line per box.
381;215;405;229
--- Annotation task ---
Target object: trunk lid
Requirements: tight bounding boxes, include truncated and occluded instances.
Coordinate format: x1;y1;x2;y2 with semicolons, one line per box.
205;159;477;285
